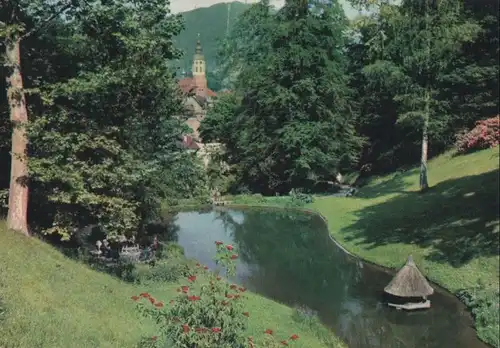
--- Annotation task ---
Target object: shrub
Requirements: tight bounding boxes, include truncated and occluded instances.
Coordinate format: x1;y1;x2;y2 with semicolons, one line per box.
457;281;500;347
135;258;192;284
289;189;314;206
133;242;301;347
455;116;499;154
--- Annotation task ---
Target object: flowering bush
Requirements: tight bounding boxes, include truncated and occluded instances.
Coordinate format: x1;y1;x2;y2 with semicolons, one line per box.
132;241;300;347
455;116;499;154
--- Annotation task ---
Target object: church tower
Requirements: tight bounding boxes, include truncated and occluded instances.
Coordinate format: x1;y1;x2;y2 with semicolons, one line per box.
192;36;207;96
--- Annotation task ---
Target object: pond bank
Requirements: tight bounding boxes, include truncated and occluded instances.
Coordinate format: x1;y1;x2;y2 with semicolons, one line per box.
223;149;499;347
171;208;485;348
0;219;345;348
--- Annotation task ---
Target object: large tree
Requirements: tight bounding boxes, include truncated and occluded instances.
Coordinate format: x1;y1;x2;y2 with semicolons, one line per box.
349;0;484;189
0;0;78;234
1;0;206;240
203;0;363;194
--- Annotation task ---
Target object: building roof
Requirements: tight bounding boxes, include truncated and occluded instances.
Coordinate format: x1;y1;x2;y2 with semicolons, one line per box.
178;77;216;98
383;255;434;297
181;135;201;150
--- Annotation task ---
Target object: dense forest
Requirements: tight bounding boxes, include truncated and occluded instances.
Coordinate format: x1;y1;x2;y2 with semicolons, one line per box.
201;0;498;194
1;0;498;236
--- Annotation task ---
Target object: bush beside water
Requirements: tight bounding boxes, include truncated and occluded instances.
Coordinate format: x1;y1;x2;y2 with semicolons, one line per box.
457;282;500;347
131;241;339;348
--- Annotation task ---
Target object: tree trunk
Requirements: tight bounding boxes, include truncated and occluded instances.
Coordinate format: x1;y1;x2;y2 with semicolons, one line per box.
5;37;29;235
419;90;430;191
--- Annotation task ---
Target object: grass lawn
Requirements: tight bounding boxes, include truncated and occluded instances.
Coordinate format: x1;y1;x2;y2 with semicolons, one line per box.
229;148;500;347
232;148;499;346
0;221;342;348
310;149;499;345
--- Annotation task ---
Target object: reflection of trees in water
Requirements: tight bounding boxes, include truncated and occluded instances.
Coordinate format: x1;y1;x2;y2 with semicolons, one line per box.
139;213;180;245
215;208;363;320
211;208;458;348
175;208;481;348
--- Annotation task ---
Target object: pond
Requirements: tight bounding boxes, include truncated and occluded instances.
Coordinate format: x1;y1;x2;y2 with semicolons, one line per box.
167;207;487;348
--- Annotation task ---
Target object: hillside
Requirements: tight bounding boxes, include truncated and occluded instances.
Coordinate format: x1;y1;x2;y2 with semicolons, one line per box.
312;149;500;344
0;226;339;347
232;147;499;346
174;1;251;73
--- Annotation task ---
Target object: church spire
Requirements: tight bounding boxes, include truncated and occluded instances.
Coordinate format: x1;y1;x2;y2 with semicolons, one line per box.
192;34;207;96
195;33;202;55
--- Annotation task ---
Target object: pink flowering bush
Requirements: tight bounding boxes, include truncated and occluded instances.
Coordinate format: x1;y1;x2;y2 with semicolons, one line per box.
133;241;300;347
455;116;499;154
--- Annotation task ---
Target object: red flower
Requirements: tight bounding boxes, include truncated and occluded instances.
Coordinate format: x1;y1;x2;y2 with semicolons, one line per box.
281;341;289;346
226;245;233;251
148;297;155;304
231;254;238;260
215;241;223;246
187;275;197;282
154;302;164;308
212;327;221;333
226;294;234;299
181;286;189;293
188;295;201;301
230;284;237;289
140;292;150;298
264;329;273;335
243;312;249;317
204;266;209;270
131;295;139;301
195;327;204;333
238;287;247;292
182;324;190;333
290;334;299;340
234;294;240;299
151;336;157;341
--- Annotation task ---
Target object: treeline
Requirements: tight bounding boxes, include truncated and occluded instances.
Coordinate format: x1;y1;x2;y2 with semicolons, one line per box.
0;0;497;240
200;0;498;194
0;0;207;240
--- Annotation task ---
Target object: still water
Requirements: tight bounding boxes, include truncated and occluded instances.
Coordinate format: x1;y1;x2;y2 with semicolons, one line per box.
169;207;487;348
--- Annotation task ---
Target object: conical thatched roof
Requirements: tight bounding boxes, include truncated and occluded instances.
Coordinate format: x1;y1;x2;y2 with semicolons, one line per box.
384;256;434;297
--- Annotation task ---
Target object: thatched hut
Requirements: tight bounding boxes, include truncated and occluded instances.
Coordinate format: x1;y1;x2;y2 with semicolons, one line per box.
384;255;434;310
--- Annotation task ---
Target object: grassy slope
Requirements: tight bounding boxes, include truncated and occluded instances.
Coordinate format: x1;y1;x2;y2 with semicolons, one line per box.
0;223;341;348
311;149;500;345
311;148;498;292
231;148;499;345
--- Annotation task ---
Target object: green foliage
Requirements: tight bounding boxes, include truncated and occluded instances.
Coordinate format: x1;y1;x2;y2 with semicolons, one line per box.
457;282;500;347
205;0;363;195
133;241;303;348
347;0;499;174
133;258;192;284
135;242;248;347
1;0;207;240
289;189;314;206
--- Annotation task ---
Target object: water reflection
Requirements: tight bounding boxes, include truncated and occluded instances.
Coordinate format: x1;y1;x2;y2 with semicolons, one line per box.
172;208;487;348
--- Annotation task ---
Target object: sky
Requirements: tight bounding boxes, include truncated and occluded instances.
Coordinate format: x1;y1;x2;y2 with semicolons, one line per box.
169;0;361;19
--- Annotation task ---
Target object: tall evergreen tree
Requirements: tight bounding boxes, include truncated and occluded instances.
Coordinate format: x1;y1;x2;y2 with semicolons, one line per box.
205;0;363;194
